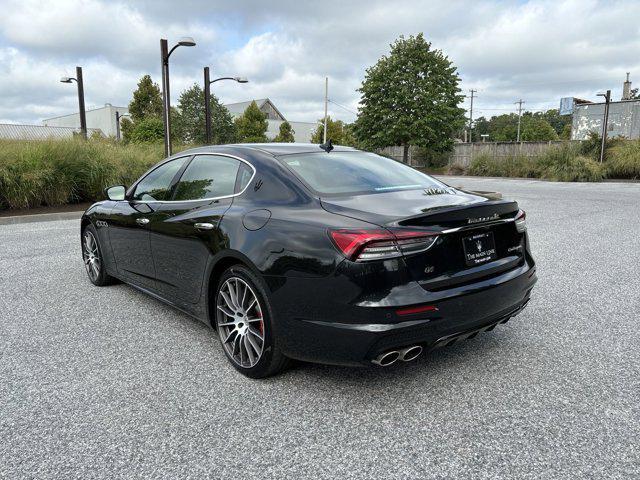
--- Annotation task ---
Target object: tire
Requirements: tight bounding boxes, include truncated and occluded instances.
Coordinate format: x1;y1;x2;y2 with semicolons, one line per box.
81;224;117;286
214;265;289;378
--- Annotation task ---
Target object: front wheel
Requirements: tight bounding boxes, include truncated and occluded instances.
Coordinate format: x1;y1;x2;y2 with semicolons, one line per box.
215;265;289;378
82;224;117;286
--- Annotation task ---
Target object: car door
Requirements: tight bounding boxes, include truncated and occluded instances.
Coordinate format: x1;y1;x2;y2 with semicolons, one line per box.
107;156;190;290
147;154;247;305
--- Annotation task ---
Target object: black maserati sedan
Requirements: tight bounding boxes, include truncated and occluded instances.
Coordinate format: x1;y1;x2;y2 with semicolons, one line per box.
81;143;536;378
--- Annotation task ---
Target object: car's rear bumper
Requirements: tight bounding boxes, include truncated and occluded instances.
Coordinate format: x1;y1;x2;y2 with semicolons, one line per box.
267;261;537;367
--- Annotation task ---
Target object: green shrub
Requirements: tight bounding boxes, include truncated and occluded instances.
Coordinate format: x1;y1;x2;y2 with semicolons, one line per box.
579;131;625;161
606;140;640;179
541;154;603;182
0;138;164;209
536;142;602;181
468;154;539;178
467;142;604;182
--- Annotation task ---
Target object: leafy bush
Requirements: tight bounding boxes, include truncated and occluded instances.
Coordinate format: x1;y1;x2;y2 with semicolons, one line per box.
538;142;603;181
468;154;540;178
606;140;640;179
578;131;626;162
467;142;604;182
0;138;163;209
541;155;603;182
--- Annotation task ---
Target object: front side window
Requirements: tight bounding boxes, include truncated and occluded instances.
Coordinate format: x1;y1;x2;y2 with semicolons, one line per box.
279;151;446;195
133;157;188;201
173;155;241;201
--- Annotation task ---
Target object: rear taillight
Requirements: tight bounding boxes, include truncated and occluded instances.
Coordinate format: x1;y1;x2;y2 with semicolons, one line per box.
329;229;438;262
515;209;526;233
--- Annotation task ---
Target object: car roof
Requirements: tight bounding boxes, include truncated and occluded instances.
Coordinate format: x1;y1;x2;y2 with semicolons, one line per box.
177;143;358;157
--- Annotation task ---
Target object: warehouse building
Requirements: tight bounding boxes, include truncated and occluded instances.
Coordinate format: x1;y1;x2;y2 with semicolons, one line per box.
569;73;640;140
39;98;317;142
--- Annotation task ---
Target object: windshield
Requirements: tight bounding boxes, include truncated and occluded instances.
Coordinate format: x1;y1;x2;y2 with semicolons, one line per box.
279;151;446;195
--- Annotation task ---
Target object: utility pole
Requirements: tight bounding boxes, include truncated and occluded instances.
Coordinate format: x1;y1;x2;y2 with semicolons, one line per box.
598;90;611;163
468;89;476;143
323;77;328;144
115;111;130;141
515;99;525;142
59;67;87;139
203;68;248;145
204;66;212;145
160;39;171;157
76;67;87;139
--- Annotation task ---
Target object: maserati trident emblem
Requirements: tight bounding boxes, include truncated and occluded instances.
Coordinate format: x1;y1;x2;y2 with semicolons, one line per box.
467;213;499;224
476;240;483;252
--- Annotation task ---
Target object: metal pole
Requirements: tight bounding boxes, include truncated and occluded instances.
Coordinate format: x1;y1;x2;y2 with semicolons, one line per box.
160;39;172;157
599;90;611;163
76;66;87;139
115;111;121;141
323;77;328;144
204;66;212;145
515;99;525;142
468;89;476;142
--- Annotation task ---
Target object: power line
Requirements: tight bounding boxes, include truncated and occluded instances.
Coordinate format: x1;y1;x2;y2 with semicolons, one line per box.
327;99;358;116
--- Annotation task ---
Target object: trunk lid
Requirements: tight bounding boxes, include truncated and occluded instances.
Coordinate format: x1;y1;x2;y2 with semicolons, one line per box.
321;188;526;290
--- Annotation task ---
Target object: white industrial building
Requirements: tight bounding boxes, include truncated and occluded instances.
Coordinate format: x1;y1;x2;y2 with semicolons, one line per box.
39;98;317;143
43;103;128;138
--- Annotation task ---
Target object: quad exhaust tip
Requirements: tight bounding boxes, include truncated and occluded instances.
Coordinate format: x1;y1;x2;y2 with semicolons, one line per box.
372;345;423;366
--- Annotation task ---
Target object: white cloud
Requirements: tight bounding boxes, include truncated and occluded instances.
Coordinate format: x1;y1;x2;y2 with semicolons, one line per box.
1;0;639;125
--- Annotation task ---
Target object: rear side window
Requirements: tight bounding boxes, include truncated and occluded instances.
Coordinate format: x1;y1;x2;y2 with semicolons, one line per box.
279;151;445;195
173;155;241;201
133;157;188;201
237;163;254;192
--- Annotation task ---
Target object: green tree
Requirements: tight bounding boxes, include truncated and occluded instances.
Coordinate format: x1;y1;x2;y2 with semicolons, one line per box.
235;101;268;142
488;114;519;141
127;117;165;143
312;116;348;144
128;75;163;123
521;117;559;141
274;121;295;142
172;84;236;145
354;33;465;162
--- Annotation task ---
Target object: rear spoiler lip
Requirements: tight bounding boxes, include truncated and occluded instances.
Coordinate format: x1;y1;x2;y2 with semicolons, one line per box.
389;199;519;229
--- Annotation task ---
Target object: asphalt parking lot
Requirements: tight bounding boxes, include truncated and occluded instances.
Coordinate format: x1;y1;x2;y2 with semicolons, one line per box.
1;176;639;479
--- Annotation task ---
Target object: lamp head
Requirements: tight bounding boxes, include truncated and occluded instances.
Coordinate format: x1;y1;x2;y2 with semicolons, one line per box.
235;77;248;83
60;76;74;83
178;36;196;47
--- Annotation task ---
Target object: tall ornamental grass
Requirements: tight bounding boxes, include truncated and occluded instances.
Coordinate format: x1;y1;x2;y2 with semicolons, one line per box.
468;142;605;182
0;138;165;209
606;140;640;179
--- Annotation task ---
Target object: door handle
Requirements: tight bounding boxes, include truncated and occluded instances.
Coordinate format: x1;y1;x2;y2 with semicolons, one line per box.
136;218;150;225
194;222;214;231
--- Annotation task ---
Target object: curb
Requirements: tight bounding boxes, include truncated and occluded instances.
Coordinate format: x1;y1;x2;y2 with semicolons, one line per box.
0;210;84;226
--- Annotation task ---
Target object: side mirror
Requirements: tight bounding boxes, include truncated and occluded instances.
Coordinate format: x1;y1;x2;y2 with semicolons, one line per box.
105;185;126;201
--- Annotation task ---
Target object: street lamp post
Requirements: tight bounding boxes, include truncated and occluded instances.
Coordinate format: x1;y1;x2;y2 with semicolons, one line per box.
160;36;196;157
60;66;87;139
115;111;130;141
597;89;611;163
204;66;248;144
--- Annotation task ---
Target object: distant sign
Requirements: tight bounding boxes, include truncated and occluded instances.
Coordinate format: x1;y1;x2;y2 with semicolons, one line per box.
559;97;574;115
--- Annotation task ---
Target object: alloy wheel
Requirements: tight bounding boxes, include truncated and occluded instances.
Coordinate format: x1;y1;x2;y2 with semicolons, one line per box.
82;231;101;282
216;277;265;368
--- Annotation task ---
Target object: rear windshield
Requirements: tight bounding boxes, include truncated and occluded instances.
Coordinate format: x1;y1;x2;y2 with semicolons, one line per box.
279;151;446;195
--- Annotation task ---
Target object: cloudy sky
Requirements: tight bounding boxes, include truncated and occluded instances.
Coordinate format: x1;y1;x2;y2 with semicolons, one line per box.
1;0;639;125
